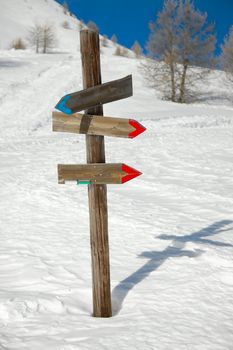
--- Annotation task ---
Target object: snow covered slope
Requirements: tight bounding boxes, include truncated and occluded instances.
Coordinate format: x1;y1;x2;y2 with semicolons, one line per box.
0;0;80;51
0;1;233;349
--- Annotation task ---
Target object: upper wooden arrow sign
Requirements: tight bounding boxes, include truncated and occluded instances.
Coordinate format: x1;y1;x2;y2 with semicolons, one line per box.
55;75;133;115
52;111;146;138
58;163;142;185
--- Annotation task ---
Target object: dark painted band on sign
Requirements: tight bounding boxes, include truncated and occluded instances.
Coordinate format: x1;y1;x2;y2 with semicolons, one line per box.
79;114;93;134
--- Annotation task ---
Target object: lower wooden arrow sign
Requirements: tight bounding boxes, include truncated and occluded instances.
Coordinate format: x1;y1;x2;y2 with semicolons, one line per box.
52;112;146;138
58;163;142;184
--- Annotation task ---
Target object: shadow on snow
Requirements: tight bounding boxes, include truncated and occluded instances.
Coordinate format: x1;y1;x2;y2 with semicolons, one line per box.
0;59;28;69
112;220;233;315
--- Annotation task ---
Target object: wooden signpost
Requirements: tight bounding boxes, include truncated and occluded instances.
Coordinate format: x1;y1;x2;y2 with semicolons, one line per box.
53;29;146;318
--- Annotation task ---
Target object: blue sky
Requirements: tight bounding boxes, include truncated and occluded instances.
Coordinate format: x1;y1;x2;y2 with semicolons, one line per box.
57;0;233;55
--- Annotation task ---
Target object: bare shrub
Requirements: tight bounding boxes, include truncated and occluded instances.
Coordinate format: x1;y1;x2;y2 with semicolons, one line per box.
62;20;70;29
111;34;118;45
10;38;26;50
131;41;142;58
114;46;128;57
101;35;108;47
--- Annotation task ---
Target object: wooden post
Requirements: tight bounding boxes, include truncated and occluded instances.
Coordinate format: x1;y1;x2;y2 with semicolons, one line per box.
80;30;112;317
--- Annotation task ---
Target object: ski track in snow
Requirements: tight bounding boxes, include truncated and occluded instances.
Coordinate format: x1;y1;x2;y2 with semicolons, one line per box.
1;3;233;349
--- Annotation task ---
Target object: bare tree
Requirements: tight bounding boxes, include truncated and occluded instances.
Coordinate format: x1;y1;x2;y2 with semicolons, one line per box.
131;40;142;58
176;0;216;102
111;34;118;45
79;19;85;31
87;20;99;32
27;24;43;53
221;25;233;82
41;24;56;53
143;0;216;103
63;1;69;15
101;35;108;47
146;0;178;101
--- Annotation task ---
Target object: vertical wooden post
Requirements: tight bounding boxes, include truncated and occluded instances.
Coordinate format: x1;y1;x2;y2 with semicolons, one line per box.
80;30;112;317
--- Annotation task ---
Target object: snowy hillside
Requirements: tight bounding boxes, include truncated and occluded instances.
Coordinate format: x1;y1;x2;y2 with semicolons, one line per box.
0;0;80;51
0;0;233;349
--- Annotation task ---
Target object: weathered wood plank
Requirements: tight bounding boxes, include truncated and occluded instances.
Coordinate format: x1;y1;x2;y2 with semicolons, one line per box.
52;111;146;138
55;75;133;114
58;163;142;185
58;163;122;184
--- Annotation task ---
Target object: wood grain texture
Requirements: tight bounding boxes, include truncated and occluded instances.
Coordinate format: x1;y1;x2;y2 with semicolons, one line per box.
64;75;132;113
80;29;112;318
58;163;124;184
52;111;135;138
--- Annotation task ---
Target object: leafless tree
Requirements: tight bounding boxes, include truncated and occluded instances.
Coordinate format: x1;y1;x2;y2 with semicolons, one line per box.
142;0;216;103
63;1;69;15
87;20;99;32
145;0;178;101
79;19;85;31
221;25;233;82
176;0;216;102
114;46;128;57
111;34;118;45
101;35;108;47
27;24;43;53
41;24;56;53
131;40;142;58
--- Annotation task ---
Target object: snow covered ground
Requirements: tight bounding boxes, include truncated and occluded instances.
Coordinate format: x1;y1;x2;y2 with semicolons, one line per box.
0;1;233;349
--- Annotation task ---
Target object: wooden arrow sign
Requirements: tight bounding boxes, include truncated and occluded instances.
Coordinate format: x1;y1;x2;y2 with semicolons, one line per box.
55;75;133;115
52;112;146;138
58;163;142;185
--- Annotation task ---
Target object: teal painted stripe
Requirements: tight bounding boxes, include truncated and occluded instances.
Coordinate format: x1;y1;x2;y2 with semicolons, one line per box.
77;180;91;185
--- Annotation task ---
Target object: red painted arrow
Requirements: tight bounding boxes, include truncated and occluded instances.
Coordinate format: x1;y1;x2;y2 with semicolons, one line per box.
121;164;142;184
128;119;146;139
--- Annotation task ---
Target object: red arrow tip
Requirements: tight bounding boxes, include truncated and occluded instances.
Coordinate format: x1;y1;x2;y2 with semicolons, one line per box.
128;119;146;138
122;164;142;184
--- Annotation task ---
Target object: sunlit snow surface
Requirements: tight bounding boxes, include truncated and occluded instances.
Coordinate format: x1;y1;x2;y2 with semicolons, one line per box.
0;1;233;349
